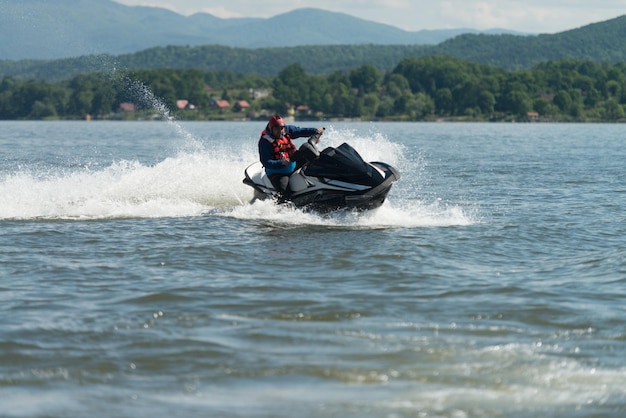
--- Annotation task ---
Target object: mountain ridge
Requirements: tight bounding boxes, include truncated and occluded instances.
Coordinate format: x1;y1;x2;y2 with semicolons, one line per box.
1;1;625;83
0;0;528;60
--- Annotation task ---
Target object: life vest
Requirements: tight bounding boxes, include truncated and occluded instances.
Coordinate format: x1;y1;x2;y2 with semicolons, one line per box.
260;132;297;161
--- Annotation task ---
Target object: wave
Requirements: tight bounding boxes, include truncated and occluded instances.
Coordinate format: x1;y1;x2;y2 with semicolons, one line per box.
0;124;476;227
0;153;246;220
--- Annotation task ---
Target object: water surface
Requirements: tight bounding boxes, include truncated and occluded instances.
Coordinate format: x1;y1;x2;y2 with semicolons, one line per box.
1;121;624;417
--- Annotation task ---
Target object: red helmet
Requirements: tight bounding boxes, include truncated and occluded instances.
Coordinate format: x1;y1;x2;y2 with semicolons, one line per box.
268;115;286;130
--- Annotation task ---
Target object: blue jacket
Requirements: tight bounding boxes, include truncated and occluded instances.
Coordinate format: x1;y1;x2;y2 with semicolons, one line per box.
258;125;318;176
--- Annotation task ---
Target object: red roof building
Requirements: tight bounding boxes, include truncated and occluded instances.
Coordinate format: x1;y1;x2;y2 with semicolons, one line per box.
234;100;250;112
212;99;230;109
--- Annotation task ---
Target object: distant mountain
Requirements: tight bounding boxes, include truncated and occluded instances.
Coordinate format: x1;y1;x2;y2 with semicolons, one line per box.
436;15;626;69
0;0;527;60
1;0;624;82
2;14;625;82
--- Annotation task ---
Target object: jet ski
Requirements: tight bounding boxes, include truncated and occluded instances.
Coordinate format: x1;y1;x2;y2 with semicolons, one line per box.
243;133;400;211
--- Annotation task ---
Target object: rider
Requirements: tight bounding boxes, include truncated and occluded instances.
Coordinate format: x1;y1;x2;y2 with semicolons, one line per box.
258;114;324;196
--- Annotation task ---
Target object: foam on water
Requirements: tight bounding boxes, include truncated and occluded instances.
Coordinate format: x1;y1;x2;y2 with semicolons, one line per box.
0;122;476;226
225;198;473;229
0;151;251;220
225;126;476;228
0;78;248;220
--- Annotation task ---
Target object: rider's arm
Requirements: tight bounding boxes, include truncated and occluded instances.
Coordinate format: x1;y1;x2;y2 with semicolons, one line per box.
285;126;319;139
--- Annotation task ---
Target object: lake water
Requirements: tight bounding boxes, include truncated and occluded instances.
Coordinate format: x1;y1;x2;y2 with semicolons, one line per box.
1;120;624;417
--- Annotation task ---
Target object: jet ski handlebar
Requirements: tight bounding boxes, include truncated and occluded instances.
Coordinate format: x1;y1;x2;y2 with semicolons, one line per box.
307;127;325;147
299;128;325;163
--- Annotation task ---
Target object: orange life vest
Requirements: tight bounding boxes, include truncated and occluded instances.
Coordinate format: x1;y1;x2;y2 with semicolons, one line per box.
261;132;297;161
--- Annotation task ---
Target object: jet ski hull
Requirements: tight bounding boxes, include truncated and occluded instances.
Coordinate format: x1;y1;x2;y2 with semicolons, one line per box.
243;141;400;212
282;162;398;211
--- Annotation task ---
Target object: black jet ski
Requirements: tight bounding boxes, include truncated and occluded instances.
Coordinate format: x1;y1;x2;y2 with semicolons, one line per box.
243;133;400;211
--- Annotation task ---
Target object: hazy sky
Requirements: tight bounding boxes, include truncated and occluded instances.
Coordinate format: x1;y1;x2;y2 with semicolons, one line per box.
112;0;625;34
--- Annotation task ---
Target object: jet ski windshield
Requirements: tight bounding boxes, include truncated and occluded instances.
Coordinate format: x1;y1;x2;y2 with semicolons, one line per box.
303;143;384;186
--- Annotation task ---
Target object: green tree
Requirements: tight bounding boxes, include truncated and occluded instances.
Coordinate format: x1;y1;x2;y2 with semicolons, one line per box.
361;93;380;119
504;90;532;116
553;90;572;112
602;98;625;120
533;97;557;116
434;88;453;115
29;100;58;119
384;73;410;99
0;77;18;119
273;63;313;108
606;80;621;98
477;90;496;116
375;96;395;118
408;92;435;120
349;65;382;94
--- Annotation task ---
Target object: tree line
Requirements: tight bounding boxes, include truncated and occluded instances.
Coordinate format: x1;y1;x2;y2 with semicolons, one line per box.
1;56;625;122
